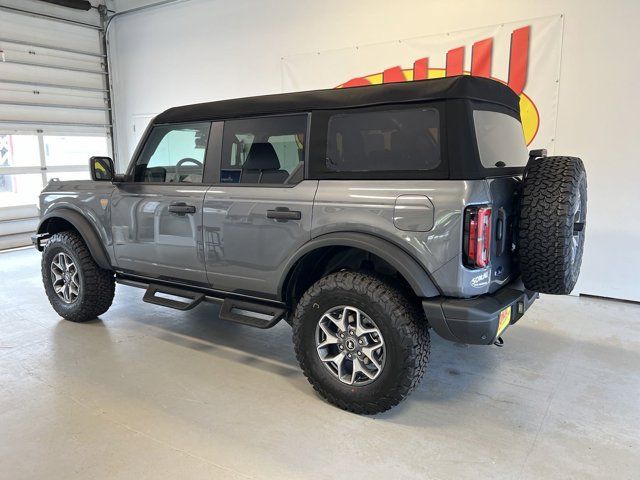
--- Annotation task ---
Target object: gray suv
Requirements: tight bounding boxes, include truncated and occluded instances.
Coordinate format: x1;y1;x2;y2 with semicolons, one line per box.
33;76;587;414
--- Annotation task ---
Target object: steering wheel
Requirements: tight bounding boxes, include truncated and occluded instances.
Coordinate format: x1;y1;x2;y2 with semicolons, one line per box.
175;157;203;182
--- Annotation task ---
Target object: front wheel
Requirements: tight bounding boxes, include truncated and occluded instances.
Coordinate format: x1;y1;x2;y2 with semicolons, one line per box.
292;271;430;414
42;231;115;322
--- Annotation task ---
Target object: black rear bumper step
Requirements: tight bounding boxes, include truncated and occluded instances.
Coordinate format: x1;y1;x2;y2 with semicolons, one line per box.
143;284;205;311
219;299;285;329
423;278;539;345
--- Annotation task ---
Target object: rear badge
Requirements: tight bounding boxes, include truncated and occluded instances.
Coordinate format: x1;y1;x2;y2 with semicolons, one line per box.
470;270;490;288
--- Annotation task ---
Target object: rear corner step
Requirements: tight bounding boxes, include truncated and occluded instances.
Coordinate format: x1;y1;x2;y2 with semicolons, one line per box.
219;299;286;329
143;284;205;311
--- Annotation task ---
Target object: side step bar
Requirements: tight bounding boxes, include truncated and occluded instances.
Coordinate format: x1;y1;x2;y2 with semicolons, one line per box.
129;278;286;328
219;299;285;329
143;284;205;311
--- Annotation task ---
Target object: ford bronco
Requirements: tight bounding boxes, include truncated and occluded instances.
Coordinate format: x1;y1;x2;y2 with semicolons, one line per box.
33;76;587;414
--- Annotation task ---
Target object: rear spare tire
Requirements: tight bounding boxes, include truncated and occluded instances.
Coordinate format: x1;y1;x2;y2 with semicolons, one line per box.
518;156;587;294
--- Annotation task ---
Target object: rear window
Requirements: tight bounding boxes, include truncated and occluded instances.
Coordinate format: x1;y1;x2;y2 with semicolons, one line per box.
473;110;528;168
325;107;441;172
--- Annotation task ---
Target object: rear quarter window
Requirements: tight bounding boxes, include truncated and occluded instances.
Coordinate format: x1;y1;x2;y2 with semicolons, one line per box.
473;110;528;169
324;107;441;173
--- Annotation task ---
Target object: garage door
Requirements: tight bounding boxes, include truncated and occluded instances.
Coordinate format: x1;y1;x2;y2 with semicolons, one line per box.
0;0;111;250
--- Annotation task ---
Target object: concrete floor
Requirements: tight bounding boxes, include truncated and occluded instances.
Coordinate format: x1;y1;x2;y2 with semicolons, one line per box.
0;248;638;480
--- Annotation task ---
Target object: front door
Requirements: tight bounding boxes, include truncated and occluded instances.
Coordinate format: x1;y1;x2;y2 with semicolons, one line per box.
110;122;213;285
203;114;316;298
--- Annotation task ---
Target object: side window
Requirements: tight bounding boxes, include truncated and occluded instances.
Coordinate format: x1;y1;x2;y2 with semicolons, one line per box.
325;107;441;172
220;114;307;184
133;122;210;183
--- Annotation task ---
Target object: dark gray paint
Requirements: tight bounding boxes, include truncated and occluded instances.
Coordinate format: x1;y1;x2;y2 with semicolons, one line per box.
38;175;516;300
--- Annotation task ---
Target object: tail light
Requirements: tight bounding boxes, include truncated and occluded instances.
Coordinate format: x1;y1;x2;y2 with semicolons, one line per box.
463;206;492;268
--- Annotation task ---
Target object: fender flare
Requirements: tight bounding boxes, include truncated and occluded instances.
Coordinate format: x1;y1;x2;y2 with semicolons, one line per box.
37;208;112;270
279;232;441;300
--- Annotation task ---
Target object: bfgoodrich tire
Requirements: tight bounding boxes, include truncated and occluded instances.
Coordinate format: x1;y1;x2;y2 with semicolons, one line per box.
292;271;430;414
518;156;587;294
42;231;115;322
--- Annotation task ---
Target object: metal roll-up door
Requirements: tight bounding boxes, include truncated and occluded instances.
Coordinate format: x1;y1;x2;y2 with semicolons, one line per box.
0;0;112;250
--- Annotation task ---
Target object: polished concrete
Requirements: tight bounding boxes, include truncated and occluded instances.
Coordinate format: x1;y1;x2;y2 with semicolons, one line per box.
1;247;638;479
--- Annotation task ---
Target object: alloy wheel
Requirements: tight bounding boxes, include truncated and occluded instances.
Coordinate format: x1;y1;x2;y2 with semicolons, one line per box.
50;252;80;304
315;305;386;386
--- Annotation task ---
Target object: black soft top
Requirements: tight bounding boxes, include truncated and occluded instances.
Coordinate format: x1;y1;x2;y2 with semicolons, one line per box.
153;75;520;125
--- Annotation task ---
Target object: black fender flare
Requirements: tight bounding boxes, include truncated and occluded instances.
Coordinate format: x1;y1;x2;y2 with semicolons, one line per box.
279;232;441;300
37;208;112;270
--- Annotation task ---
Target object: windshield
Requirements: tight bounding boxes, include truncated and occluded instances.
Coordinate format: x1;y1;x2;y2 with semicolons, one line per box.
473;110;528;168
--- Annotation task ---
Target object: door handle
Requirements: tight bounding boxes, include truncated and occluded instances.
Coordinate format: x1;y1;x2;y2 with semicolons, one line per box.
169;202;196;215
495;207;507;256
266;207;302;222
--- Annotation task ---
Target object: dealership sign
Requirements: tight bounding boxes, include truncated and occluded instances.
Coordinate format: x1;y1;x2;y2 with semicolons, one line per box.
282;15;563;150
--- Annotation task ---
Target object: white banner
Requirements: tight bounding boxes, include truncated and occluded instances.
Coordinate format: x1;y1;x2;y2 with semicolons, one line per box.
282;15;563;151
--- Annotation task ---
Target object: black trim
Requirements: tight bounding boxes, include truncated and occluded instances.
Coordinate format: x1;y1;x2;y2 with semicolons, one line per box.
423;278;538;345
37;208;112;270
279;231;442;299
116;272;286;307
202;121;223;184
153;76;519;125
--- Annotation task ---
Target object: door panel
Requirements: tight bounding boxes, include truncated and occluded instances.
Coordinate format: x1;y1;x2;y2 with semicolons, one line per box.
111;184;208;284
203;180;318;297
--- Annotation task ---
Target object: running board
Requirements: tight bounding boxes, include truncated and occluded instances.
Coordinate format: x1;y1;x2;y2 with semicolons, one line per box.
219;299;285;329
143;284;205;311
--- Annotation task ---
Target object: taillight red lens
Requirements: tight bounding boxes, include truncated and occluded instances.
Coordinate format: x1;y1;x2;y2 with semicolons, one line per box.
463;206;492;268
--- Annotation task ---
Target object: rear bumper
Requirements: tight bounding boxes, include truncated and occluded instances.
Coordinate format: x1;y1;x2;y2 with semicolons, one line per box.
422;279;539;345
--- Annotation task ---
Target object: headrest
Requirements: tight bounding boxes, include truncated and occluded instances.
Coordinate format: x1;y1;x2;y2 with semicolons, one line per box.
243;142;280;171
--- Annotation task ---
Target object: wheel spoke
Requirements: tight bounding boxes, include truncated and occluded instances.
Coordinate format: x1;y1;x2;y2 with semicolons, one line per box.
317;324;340;349
50;252;79;304
352;357;375;383
315;305;386;386
361;342;383;370
326;310;348;332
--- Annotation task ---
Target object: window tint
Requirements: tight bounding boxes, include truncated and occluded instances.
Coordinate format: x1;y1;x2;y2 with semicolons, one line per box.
473;110;528;168
133;122;210;183
220;115;307;184
326;108;440;172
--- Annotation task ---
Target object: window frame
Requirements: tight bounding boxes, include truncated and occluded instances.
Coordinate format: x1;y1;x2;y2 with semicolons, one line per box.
214;112;311;188
308;101;448;181
465;100;527;179
124;121;215;185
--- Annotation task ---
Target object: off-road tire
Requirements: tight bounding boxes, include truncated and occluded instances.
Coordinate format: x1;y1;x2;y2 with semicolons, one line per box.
42;231;115;322
292;271;430;415
518;156;587;294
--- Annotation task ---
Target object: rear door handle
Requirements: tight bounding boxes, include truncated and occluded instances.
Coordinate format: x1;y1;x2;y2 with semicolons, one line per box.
266;207;302;222
169;202;196;215
495;207;507;256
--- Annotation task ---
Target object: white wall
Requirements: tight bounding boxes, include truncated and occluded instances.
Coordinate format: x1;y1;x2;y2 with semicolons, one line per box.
108;0;640;302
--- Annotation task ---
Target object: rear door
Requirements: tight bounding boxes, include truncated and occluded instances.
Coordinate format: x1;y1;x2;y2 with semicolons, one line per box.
203;114;317;298
473;107;530;291
110;122;214;285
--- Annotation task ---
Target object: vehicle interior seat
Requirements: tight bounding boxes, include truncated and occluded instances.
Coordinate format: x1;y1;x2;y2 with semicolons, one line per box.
240;142;289;184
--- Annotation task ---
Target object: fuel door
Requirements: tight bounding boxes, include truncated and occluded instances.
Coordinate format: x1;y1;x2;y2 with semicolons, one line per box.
393;194;435;232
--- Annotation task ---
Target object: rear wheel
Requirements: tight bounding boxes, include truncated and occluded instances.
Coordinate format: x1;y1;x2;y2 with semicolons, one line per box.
42;231;115;322
518;156;587;294
292;271;430;414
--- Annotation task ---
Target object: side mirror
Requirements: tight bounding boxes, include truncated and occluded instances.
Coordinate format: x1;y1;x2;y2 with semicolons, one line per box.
90;156;115;182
